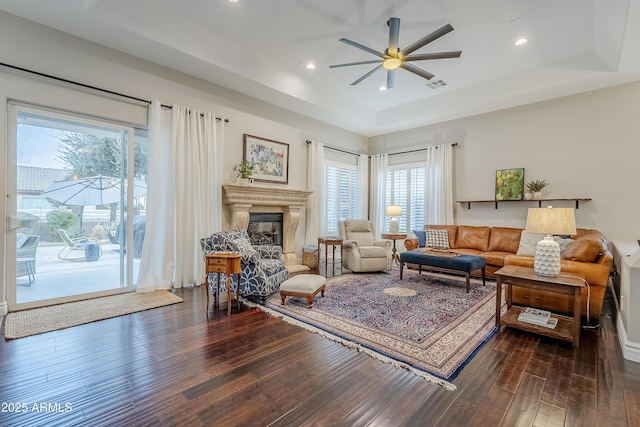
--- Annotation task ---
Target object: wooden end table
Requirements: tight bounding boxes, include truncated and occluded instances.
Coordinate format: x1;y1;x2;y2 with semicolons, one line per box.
205;252;242;315
318;236;342;277
381;233;407;264
495;265;585;347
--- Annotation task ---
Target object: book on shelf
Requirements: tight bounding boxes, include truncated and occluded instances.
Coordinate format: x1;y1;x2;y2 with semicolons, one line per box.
518;307;558;329
518;316;559;329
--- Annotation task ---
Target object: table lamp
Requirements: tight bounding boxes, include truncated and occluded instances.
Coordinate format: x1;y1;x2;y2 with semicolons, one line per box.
525;206;576;276
386;205;402;233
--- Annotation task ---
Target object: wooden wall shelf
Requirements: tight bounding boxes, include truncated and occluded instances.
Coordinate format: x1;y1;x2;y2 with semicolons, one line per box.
456;198;591;210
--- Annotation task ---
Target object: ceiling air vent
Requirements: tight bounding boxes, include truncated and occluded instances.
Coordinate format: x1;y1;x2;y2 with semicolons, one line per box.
426;79;447;89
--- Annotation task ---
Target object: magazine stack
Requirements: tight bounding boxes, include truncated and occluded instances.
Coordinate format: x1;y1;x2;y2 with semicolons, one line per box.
518;307;558;329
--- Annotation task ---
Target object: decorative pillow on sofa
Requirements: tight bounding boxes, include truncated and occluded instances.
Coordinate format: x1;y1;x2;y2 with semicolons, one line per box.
516;231;544;256
517;232;575;257
412;230;426;247
562;236;605;263
554;236;574;253
425;228;450;249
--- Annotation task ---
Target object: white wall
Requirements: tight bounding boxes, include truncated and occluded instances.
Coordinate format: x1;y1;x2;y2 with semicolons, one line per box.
370;82;640;241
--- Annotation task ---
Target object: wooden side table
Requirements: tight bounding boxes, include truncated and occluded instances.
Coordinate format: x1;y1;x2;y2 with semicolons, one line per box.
318;236;342;277
381;233;407;264
205;252;242;315
495;265;585;347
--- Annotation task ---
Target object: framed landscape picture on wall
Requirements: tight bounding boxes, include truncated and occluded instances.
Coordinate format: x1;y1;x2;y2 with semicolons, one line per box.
243;134;289;184
495;168;524;200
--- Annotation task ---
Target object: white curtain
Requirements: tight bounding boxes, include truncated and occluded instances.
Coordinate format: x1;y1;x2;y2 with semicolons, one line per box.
357;154;369;219
137;101;223;292
369;153;388;239
305;140;325;245
425;144;454;224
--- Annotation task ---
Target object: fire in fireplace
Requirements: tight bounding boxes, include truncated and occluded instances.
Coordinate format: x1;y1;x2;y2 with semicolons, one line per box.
247;212;283;247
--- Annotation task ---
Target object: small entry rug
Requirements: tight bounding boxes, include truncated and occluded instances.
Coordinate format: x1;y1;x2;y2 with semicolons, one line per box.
4;291;183;339
247;270;501;390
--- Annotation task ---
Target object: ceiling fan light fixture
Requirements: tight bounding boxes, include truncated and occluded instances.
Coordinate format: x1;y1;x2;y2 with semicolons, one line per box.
383;58;402;70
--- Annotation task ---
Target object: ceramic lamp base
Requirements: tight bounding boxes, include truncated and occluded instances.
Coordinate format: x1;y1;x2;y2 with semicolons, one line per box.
389;218;399;234
534;235;561;276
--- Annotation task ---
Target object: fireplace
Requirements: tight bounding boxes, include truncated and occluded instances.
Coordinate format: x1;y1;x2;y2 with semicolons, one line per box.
248;212;283;247
222;184;312;271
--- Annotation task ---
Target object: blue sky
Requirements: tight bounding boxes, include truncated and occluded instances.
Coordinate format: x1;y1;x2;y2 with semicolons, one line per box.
17;125;66;169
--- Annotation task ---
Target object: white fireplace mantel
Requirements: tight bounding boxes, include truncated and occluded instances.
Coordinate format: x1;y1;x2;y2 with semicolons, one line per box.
222;184;312;269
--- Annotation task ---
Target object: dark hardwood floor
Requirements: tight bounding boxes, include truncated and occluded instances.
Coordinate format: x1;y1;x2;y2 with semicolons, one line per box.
1;280;639;426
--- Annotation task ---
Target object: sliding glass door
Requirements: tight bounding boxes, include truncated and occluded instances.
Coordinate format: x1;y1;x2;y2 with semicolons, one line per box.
6;104;147;311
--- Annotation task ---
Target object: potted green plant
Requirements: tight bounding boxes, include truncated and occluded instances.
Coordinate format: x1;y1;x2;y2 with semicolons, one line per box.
233;160;255;184
526;179;549;200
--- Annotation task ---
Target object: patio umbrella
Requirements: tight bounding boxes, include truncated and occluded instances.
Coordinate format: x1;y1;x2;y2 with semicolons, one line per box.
42;175;147;234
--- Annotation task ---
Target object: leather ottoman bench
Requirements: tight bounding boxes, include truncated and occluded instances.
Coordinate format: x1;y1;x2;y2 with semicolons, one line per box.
280;274;326;308
399;250;486;293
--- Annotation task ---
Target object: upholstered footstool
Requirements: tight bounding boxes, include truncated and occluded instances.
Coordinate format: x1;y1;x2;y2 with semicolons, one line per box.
280;274;326;308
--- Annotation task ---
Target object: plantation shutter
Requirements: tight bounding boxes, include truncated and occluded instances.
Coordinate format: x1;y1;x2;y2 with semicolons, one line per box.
385;165;426;233
326;165;339;234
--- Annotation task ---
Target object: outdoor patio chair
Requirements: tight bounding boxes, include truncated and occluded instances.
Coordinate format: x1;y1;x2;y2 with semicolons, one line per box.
17;233;39;283
57;229;102;261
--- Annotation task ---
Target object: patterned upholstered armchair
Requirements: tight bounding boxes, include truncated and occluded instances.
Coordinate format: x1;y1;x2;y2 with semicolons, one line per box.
200;229;289;303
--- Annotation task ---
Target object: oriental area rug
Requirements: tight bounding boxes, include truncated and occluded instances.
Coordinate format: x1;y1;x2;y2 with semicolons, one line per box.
246;269;502;390
4;291;183;339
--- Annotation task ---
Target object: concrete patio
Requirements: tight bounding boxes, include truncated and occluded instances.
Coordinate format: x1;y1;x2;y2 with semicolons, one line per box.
16;241;140;304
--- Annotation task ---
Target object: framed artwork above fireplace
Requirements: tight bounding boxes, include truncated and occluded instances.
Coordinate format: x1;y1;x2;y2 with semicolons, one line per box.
243;134;289;184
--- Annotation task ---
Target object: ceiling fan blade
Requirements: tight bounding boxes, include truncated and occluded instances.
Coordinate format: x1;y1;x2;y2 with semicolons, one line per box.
339;38;386;59
403;51;462;61
399;23;454;57
400;63;435;80
387;17;400;56
329;60;383;68
351;64;383;85
386;69;396;89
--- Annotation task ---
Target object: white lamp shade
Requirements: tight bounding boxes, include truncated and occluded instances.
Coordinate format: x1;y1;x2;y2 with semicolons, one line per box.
386;205;402;217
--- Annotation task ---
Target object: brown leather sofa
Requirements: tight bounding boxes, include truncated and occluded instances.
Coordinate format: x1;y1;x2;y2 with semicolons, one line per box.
404;225;613;322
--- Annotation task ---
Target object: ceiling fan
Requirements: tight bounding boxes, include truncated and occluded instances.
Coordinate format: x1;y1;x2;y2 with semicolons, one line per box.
329;17;462;89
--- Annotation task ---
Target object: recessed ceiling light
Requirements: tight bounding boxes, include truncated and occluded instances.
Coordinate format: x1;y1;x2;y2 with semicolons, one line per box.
228;0;239;3
306;63;316;70
379;86;387;91
515;38;528;46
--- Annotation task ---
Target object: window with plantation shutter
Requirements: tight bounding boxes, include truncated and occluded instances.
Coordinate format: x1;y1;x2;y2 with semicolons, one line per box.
385;164;426;232
325;160;359;234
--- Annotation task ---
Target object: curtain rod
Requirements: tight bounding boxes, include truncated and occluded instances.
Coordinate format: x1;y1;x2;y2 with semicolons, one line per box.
306;140;362;156
0;61;229;123
388;143;458;156
306;139;457;157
